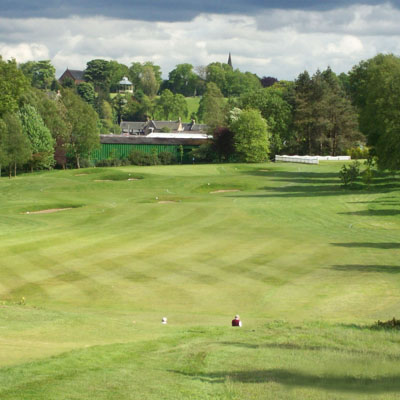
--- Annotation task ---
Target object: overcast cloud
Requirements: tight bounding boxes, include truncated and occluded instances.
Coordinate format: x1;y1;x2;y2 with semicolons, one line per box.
1;2;399;80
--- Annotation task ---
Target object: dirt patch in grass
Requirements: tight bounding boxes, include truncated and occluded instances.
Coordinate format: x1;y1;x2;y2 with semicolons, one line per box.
210;189;240;194
25;208;73;214
128;178;139;181
75;173;88;176
259;169;269;172
158;201;177;204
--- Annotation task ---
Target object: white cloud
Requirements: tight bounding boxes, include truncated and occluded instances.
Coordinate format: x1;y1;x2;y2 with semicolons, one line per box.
0;3;400;80
0;42;49;62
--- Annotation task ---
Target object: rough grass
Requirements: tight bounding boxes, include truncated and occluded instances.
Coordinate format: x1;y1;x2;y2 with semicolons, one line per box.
0;162;400;399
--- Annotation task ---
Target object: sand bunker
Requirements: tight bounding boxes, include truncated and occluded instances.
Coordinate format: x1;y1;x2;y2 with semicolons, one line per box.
158;201;177;204
128;178;139;181
25;208;72;214
210;189;240;194
75;173;88;176
94;179;112;182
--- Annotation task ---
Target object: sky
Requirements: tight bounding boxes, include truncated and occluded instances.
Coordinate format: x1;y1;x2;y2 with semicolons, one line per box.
1;0;400;80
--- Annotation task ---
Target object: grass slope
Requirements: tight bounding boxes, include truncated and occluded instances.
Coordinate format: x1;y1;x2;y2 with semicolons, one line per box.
0;162;400;399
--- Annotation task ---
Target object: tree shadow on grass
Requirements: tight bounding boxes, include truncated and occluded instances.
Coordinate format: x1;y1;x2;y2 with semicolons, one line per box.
219;341;400;361
338;209;400;216
237;169;400;198
331;265;400;273
171;368;400;393
331;242;400;249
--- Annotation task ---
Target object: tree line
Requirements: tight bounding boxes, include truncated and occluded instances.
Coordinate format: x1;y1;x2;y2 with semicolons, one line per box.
0;57;99;176
1;53;400;173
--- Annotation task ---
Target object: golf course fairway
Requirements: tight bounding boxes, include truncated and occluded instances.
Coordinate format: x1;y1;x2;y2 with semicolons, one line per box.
0;162;399;399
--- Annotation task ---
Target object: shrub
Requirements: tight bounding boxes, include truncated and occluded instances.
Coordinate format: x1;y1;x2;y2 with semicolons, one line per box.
158;151;176;165
96;158;122;167
347;147;369;160
339;161;360;187
190;143;216;163
128;150;159;166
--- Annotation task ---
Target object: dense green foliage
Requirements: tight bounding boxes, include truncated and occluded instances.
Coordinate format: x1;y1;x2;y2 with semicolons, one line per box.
230;108;270;162
0;163;400;398
154;89;188;120
0;57;29;116
19;60;56;90
61;89;100;168
349;54;400;170
3;52;400;171
0;113;31;176
19;104;55;170
294;68;360;156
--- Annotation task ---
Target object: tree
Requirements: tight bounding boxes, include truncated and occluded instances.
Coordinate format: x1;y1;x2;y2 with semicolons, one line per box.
1;113;31;177
166;64;199;96
230;109;270;162
19;60;55;89
62;89;100;168
206;62;261;97
108;61;129;93
240;87;293;155
33;90;71;169
349;54;400;170
84;59;111;93
140;65;159;98
212;127;235;161
294;68;360;156
0;118;9;176
77;82;95;105
260;76;278;88
128;62;162;94
155;90;188;120
0;57;29;117
19;104;55;171
155;89;174;120
197;82;227;132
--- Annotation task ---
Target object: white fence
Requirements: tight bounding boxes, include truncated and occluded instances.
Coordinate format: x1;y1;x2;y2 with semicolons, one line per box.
316;156;351;161
275;155;351;164
275;155;319;164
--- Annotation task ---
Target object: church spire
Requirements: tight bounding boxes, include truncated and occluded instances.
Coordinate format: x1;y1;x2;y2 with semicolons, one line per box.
227;52;233;68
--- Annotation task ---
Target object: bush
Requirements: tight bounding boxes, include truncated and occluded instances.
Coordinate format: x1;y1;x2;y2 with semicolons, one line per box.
158;151;176;165
190;143;216;163
347;147;369;160
128;150;160;166
339;161;360;187
96;158;122;167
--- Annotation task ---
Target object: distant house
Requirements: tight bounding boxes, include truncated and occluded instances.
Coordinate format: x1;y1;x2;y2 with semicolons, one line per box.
120;119;208;136
58;69;85;85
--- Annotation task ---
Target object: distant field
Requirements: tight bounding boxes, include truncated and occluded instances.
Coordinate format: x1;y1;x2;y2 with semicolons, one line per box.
185;96;200;121
0;162;400;399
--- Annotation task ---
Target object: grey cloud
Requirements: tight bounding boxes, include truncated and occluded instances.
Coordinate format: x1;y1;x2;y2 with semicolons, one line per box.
1;4;400;81
256;3;400;36
1;0;399;21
